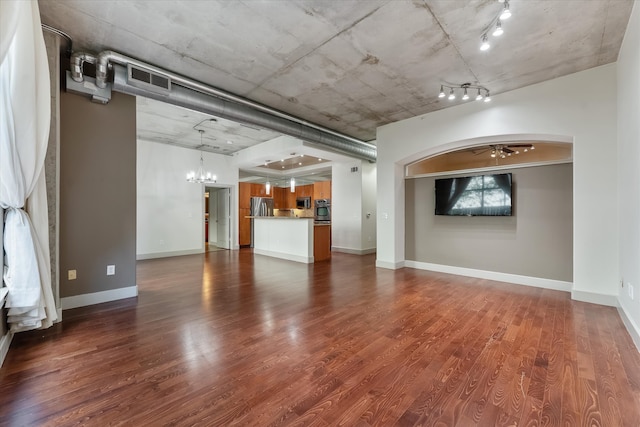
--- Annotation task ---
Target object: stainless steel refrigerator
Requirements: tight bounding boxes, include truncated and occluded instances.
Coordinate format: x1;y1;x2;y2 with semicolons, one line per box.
250;197;274;247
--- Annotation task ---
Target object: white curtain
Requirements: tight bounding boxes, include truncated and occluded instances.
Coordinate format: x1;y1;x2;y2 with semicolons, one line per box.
0;0;57;332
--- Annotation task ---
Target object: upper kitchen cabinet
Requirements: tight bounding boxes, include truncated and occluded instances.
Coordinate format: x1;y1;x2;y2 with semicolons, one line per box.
296;184;314;199
251;183;268;197
314;181;331;200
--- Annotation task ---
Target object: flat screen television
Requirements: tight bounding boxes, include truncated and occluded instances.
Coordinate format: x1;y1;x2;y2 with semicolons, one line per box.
435;173;512;216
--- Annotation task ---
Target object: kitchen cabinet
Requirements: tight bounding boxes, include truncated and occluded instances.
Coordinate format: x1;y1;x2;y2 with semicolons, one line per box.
251;183;268;197
287;188;297;209
313;181;331;200
239;208;251;246
313;224;331;261
273;187;286;209
239;182;251;209
296;184;313;199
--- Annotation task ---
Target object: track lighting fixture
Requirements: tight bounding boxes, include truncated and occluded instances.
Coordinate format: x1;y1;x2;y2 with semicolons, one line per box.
489;143;534;161
480;0;513;51
438;83;491;103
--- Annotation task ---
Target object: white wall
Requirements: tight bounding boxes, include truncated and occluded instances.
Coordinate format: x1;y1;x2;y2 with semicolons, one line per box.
376;64;619;305
361;161;377;252
137;140;239;258
617;3;640;348
331;160;377;254
332;161;363;252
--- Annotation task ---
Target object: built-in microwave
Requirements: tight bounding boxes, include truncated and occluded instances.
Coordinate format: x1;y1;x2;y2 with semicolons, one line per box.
296;197;311;209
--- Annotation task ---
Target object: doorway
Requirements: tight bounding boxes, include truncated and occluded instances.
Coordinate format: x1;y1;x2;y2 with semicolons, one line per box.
206;187;231;251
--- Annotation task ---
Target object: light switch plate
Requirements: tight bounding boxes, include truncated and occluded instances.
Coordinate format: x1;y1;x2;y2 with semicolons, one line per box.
107;265;115;276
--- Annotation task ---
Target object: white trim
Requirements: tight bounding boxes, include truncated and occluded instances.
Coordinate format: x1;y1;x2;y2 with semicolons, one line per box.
253;249;313;264
56;308;62;323
61;285;138;310
376;259;405;270
0;331;13;367
332;246;376;255
137;248;203;260
571;289;618;307
405;260;573;292
618;304;640;352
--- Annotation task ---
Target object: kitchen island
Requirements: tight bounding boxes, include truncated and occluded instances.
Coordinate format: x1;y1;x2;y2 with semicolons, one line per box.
251;217;330;264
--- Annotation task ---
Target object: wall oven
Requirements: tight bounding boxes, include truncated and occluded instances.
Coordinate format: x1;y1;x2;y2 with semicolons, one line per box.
314;199;331;223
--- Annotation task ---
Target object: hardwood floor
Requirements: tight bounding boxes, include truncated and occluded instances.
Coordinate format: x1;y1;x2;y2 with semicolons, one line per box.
1;250;639;426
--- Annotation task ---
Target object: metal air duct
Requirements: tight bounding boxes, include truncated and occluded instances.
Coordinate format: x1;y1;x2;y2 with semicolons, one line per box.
69;51;377;162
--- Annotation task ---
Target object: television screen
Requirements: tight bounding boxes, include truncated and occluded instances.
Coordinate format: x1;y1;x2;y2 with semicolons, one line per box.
435;173;512;216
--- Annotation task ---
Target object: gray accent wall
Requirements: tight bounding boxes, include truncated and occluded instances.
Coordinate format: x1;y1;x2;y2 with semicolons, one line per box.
60;91;136;298
405;163;573;281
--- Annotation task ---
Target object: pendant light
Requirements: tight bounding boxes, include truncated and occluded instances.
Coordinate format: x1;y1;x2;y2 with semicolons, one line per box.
290;177;296;192
265;180;271;195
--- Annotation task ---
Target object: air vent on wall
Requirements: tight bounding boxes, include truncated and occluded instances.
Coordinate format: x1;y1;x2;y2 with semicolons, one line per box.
127;64;171;94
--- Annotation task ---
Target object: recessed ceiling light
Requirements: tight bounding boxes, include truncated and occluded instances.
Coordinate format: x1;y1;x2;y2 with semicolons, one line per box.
298;162;302;165
227;140;233;144
301;154;304;157
318;158;322;161
282;166;285;169
280;159;284;162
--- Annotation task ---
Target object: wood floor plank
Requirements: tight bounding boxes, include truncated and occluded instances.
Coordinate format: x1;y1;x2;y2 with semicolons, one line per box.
1;251;639;426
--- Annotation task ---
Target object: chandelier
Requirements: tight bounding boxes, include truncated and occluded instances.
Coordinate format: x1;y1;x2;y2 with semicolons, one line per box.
186;130;217;184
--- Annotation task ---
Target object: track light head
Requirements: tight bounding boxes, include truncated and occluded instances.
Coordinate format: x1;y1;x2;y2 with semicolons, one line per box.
480;34;490;51
438;85;446;98
448;88;456;100
475;89;483;101
500;1;511;20
493;20;503;37
483;91;492;102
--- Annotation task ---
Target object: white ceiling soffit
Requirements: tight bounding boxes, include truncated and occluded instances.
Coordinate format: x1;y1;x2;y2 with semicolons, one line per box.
40;0;634;142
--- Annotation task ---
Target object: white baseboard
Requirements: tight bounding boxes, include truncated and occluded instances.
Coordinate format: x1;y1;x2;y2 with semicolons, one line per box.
137;248;203;260
253;249;313;264
0;331;13;367
405;260;573;293
331;246;376;255
61;285;138;310
618;303;640;352
375;259;405;270
571;290;618;307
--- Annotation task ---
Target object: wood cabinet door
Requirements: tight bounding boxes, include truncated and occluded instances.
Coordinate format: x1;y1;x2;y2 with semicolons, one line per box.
287;188;296;208
313;181;331;200
239;183;251;209
239;208;251;246
273;187;284;209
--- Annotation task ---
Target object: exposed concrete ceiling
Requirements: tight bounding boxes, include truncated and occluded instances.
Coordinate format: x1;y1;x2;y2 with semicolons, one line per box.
44;0;632;180
136;97;282;155
39;0;634;144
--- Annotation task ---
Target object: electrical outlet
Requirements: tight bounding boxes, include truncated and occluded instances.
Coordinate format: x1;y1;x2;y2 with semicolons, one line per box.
68;270;77;280
629;283;634;300
107;265;115;276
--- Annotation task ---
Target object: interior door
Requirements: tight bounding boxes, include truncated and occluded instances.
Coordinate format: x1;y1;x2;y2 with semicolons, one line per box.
216;188;231;249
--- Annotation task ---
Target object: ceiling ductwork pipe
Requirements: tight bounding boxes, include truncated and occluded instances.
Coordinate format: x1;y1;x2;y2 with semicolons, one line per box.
69;50;376;162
